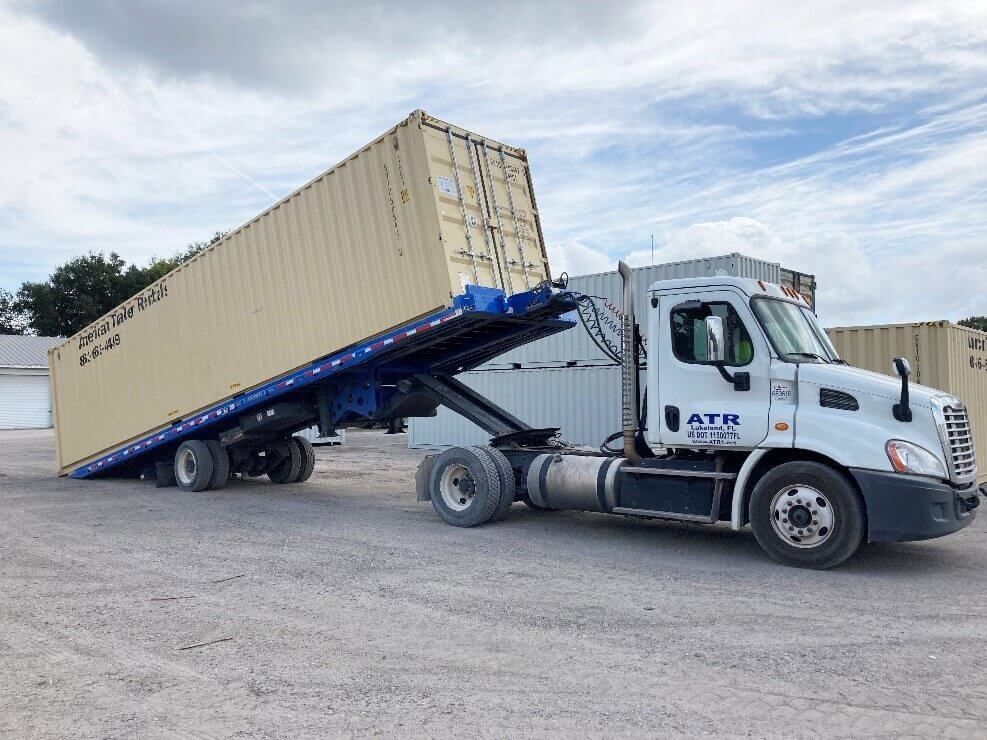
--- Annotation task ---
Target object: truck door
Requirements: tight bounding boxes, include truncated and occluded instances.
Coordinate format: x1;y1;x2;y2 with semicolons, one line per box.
654;290;771;449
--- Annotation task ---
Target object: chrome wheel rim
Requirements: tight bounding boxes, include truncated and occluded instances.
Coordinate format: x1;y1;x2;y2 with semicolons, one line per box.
769;485;835;548
439;463;475;511
176;447;197;486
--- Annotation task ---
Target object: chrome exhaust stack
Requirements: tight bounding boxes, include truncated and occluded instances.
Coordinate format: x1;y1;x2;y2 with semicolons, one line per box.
618;261;642;463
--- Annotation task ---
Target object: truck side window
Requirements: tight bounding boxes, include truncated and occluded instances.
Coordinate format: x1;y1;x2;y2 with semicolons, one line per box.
671;302;753;366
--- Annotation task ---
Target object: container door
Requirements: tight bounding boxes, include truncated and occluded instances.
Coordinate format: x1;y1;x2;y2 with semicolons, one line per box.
471;140;542;296
421;119;549;298
655;290;772;449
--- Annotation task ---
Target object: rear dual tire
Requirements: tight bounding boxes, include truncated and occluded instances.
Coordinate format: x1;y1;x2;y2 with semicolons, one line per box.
267;436;315;485
427;446;515;527
204;440;230;490
175;435;313;491
175;440;216;492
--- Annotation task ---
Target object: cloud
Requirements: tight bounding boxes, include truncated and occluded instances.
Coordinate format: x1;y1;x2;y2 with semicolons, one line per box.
0;0;985;328
623;218;878;323
547;242;616;279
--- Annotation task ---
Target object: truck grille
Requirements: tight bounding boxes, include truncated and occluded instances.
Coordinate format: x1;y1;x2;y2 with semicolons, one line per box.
943;404;976;482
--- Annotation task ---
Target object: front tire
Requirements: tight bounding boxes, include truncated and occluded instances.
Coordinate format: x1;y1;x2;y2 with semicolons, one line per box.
428;446;502;527
749;461;865;569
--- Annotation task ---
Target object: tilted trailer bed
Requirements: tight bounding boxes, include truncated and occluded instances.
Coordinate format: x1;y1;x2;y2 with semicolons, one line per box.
72;284;578;481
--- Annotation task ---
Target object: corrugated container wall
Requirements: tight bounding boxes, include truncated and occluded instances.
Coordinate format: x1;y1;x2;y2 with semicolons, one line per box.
408;366;642;449
477;254;785;369
781;268;817;312
48;110;550;475
826;321;987;484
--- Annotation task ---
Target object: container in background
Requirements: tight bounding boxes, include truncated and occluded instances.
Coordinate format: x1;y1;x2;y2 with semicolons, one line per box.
781;268;817;312
408;365;644;450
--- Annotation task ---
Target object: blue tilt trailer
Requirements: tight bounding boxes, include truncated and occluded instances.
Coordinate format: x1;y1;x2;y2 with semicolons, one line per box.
74;283;578;487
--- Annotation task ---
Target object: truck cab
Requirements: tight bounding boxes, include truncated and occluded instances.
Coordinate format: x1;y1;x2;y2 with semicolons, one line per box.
421;267;982;569
644;275;979;561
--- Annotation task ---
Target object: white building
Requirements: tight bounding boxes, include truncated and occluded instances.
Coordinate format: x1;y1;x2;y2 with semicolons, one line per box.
0;335;62;429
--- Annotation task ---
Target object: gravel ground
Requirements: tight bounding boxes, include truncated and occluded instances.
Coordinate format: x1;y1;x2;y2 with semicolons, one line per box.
1;428;985;737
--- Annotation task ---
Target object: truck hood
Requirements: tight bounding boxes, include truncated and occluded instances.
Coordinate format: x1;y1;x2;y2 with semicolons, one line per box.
797;363;952;406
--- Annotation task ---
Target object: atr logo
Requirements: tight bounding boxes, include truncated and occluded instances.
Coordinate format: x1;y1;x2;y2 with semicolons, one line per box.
687;413;740;425
685;412;742;445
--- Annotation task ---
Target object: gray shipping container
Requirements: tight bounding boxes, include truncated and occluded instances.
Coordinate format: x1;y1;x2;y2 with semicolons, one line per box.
408;365;640;449
476;253;788;369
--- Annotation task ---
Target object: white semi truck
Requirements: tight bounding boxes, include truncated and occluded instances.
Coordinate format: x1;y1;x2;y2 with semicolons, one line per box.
419;263;982;569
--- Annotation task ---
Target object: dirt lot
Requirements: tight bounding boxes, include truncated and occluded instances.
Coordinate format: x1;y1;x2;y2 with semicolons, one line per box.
1;428;985;736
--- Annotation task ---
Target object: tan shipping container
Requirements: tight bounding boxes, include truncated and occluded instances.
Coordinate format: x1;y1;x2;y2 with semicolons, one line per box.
826;321;987;484
49;110;551;475
780;268;816;311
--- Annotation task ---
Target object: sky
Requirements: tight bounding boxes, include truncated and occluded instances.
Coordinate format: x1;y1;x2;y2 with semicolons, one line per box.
0;0;985;327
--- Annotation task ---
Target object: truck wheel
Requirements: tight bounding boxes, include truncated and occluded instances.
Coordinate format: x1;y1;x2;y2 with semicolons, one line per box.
204;440;230;490
174;440;215;492
428;446;502;527
268;440;302;484
416;455;438;502
749;461;865;569
482;447;517;520
291;436;316;483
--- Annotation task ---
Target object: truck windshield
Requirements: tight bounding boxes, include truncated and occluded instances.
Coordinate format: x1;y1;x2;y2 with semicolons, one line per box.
752;298;841;364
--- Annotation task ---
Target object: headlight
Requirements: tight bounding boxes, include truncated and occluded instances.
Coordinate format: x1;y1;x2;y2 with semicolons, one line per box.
886;440;947;478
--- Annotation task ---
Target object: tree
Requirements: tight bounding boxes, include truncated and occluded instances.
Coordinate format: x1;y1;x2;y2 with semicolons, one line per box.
17;232;228;337
959;316;987;333
17;253;132;337
0;289;27;334
142;231;227;281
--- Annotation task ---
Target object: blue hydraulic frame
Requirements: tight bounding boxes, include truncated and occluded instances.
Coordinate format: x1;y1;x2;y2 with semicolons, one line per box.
70;284;576;479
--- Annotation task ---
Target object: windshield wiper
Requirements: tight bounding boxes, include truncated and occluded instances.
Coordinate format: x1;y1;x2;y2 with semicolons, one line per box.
785;351;831;364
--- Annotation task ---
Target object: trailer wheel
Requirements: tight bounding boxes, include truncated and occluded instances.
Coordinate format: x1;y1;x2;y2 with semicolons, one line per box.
428;446;502;527
482;447;517;520
268;439;303;484
204;440;230;490
291;436;316;483
174;440;215;492
749;461;865;569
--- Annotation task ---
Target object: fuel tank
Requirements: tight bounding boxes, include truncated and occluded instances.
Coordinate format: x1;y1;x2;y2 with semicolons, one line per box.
525;453;625;512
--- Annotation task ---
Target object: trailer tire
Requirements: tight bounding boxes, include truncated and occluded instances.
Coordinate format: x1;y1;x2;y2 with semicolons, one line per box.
428;446;502;527
204;440;230;490
268;440;302;484
749;461;865;569
482;447;517;520
291;436;316;483
174;440;215;492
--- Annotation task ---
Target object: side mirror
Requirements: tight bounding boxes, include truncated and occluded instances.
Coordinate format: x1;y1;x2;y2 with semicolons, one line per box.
891;356;912;422
705;316;726;363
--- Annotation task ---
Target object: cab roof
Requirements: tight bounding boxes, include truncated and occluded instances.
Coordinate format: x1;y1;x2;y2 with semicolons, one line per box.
647;276;812;308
